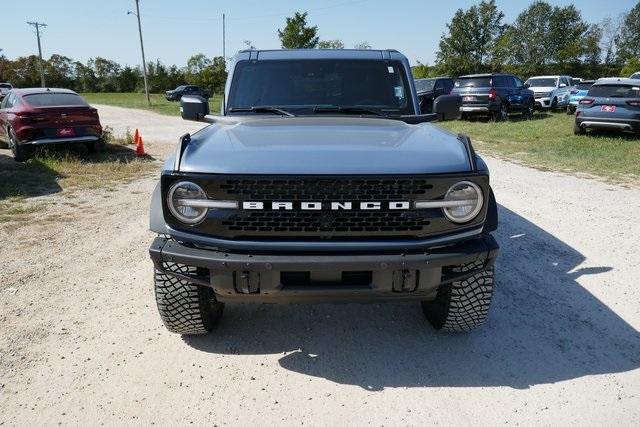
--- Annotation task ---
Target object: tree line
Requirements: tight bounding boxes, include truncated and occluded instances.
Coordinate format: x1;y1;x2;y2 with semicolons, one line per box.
0;53;227;94
416;0;640;79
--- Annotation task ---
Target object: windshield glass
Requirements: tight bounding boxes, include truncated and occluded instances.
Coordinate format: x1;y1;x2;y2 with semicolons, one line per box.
454;77;492;88
526;78;558;87
227;59;413;115
23;93;88;107
0;84;11;89
576;82;594;90
414;79;435;92
588;85;640;98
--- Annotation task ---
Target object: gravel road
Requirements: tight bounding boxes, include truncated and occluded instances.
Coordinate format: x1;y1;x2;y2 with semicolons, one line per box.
1;105;638;425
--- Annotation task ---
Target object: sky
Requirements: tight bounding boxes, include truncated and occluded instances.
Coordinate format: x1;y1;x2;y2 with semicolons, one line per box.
3;0;637;67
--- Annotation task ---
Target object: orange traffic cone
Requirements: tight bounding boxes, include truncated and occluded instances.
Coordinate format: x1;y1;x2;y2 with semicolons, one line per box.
133;128;140;145
136;135;146;157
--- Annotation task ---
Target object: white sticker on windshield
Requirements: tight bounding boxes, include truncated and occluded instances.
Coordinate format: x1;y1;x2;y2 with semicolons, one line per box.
394;86;404;99
388;66;394;73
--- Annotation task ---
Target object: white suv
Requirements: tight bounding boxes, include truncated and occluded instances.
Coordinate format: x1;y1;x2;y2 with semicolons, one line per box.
525;75;573;110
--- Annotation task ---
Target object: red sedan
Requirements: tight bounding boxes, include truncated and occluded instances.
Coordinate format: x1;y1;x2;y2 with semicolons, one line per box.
0;88;103;161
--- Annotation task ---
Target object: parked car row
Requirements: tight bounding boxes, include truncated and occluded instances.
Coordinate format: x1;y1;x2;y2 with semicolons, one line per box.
413;72;640;136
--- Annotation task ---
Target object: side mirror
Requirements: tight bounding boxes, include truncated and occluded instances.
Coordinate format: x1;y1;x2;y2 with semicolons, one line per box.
559;83;567;88
180;95;209;121
433;94;461;121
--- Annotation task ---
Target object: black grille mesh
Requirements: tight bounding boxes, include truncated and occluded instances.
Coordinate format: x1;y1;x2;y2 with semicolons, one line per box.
219;178;433;201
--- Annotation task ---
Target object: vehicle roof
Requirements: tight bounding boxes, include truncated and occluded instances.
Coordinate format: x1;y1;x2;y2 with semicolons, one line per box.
415;76;452;80
527;75;568;79
593;77;640;86
578;80;597;84
456;73;516;78
234;48;407;61
13;87;78;95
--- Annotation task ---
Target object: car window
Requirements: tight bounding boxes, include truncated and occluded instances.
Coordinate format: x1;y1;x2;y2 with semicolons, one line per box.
23;93;88;107
0;83;12;90
0;94;9;109
443;80;454;92
631;73;640;80
414;79;435;92
434;80;443;91
454;77;492;88
526;78;558;87
503;76;515;88
512;77;524;88
588;84;640;98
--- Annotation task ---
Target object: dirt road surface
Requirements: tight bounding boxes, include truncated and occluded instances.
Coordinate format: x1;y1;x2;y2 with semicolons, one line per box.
1;105;639;425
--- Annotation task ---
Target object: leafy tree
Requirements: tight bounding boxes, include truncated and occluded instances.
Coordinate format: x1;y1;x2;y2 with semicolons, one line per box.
497;2;600;76
435;0;505;76
318;39;344;49
277;12;319;49
117;66;141;92
615;1;640;63
354;41;371;49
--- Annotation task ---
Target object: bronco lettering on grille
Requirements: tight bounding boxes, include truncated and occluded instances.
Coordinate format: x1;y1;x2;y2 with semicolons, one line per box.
242;201;411;211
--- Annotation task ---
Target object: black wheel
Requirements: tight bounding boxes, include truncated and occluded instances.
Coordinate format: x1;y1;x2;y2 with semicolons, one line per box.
8;127;31;162
154;262;224;335
86;139;105;154
522;100;534;120
573;122;585;135
566;105;574;115
460;112;469;120
422;262;494;332
491;103;508;122
550;97;558;110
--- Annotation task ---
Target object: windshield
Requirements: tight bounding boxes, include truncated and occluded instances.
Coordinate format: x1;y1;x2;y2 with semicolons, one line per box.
588;85;640;98
526;78;558;87
576;82;594;90
0;84;11;89
24;93;88;107
454;77;492;88
414;79;435;92
227;59;413;115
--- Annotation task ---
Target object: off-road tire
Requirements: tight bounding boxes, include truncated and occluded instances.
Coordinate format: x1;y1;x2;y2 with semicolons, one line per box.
154;262;224;335
422;261;494;332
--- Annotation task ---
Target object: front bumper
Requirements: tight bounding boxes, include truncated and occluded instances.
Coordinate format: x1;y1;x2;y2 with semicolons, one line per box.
149;234;499;303
534;97;551;109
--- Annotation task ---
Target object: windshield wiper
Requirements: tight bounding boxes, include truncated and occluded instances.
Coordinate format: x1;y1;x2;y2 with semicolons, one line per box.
312;105;390;117
228;106;295;117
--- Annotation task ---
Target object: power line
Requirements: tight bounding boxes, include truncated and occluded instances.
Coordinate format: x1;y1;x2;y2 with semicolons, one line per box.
26;21;47;87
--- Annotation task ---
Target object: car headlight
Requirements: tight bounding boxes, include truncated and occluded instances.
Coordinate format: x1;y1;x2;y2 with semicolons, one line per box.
167;181;208;224
441;181;483;223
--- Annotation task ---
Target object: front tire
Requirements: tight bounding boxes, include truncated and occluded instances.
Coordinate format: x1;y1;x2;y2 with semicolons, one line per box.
154;262;224;335
522;100;534;120
422;263;494;332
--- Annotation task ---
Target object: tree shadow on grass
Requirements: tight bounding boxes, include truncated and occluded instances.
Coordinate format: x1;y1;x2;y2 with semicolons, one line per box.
463;111;552;123
0;142;154;201
184;205;639;390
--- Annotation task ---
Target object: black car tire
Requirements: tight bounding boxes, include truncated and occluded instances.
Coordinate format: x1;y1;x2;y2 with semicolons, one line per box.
422;262;494;332
574;122;585;135
154;262;224;335
523;100;534;120
86;139;105;154
551;97;558;110
8;127;31;162
491;103;508;122
566;105;574;115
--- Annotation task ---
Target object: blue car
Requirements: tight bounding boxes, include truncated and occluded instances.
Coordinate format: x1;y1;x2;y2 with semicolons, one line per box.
567;80;595;114
574;78;640;135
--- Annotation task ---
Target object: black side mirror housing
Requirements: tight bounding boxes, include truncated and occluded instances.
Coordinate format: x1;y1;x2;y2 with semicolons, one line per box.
181;95;209;121
433;94;461;121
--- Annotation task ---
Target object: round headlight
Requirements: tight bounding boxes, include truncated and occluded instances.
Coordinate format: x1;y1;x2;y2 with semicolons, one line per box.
167;181;208;224
442;181;483;223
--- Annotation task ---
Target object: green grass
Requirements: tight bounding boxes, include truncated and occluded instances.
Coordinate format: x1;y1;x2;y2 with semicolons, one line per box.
81;92;223;116
439;112;640;182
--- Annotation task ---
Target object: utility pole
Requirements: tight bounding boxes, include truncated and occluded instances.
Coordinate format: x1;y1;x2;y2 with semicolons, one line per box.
26;21;47;87
128;0;150;105
222;13;226;60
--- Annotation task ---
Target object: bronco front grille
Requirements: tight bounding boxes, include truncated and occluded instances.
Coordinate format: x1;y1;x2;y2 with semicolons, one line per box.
162;174;490;240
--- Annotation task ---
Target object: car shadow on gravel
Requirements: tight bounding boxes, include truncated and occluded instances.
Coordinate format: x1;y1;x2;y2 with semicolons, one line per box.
185;205;640;390
0;152;63;200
